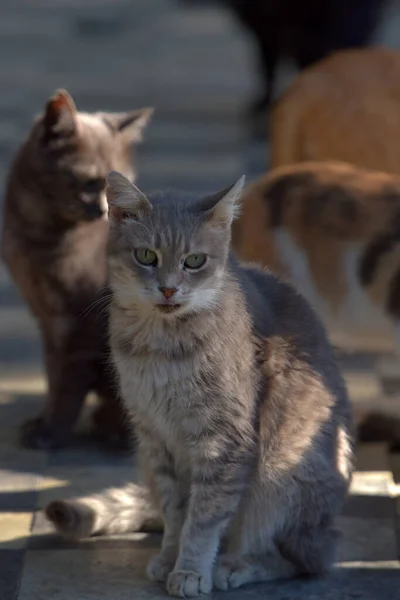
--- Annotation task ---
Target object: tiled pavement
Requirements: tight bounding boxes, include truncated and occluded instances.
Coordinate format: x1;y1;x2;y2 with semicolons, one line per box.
1;0;400;598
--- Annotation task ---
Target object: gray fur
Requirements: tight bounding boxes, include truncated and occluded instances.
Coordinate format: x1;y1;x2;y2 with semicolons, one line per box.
46;173;354;597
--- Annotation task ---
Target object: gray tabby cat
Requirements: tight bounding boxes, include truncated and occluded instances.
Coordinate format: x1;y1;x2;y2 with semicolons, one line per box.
46;172;354;597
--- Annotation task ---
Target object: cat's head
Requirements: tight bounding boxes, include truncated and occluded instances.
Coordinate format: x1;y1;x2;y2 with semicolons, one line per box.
105;171;245;318
25;89;153;223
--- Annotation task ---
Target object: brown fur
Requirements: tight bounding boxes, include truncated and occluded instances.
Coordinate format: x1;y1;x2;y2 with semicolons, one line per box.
233;160;400;319
271;47;400;174
1;90;153;449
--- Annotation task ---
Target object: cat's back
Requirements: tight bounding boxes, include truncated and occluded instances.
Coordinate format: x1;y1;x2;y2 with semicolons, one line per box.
271;47;400;173
232;256;330;350
233;161;400;267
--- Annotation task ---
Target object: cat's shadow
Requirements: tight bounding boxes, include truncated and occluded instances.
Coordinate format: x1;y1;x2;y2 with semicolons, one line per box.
0;391;136;510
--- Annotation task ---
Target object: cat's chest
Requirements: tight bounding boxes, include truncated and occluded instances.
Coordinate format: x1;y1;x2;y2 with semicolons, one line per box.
116;350;203;445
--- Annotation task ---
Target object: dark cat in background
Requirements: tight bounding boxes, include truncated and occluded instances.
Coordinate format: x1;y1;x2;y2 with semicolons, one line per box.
223;0;387;117
1;89;153;450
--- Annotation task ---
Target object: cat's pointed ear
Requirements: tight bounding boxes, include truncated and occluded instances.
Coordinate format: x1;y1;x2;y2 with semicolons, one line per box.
102;108;154;143
42;89;77;139
202;176;246;227
106;171;152;222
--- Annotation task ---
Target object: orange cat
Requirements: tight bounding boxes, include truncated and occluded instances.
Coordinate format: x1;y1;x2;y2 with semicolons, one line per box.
232;160;400;354
271;47;400;174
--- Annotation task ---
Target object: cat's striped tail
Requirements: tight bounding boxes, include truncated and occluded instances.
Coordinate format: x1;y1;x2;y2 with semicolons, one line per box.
45;484;163;539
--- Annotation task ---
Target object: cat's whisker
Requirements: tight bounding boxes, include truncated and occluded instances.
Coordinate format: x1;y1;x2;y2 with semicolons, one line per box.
80;294;113;320
94;303;114;323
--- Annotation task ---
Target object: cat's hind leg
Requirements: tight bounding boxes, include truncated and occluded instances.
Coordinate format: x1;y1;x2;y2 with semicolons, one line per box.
276;524;337;576
214;525;336;591
45;483;162;539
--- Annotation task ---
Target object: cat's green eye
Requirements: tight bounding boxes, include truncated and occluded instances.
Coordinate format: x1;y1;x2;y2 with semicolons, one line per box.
183;253;207;270
135;248;158;266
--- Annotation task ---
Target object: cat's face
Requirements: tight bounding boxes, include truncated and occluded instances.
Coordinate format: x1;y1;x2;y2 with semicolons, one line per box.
106;173;245;318
30;90;153;223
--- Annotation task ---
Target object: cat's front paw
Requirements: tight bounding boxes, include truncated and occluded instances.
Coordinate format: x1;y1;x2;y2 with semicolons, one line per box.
167;570;212;598
146;552;175;583
21;417;68;450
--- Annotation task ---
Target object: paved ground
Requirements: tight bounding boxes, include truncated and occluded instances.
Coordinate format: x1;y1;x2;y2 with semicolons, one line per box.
1;0;400;598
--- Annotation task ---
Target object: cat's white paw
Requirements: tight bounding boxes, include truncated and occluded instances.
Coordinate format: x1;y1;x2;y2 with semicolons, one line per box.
146;553;175;583
213;556;252;590
167;569;212;597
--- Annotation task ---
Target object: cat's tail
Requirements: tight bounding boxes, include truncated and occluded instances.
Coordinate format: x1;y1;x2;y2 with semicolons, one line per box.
45;483;163;540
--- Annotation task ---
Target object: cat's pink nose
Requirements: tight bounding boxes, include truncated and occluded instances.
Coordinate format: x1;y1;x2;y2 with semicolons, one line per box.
159;287;178;299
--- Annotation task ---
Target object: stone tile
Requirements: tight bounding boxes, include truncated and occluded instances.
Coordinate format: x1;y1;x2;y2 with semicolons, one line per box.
344;493;396;519
376;355;400;381
250;565;400;600
0;337;43;366
344;372;382;407
337;351;379;373
47;444;133;468
0;488;37;515
0;460;42;513
350;470;394;496
137;154;242;183
18;547;166;600
337;517;398;562
0;371;45;395
0;307;39;339
0;549;25;600
17;550;400;600
382;380;400;397
0;285;22;309
355;443;390;472
145;119;242;147
390;452;400;484
0;513;32;550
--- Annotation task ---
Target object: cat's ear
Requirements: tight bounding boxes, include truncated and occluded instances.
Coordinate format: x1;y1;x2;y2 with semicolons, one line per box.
106;171;152;222
102;108;154;143
202;176;246;227
42;89;77;139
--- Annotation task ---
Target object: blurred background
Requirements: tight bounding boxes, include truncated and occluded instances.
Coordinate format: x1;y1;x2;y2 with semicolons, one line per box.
1;1;400;598
1;0;399;376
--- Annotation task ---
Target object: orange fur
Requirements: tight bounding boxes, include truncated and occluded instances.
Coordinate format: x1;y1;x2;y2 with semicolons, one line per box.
271;47;400;174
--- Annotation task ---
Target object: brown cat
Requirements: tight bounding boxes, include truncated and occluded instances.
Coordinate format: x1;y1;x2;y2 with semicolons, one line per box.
271;47;400;174
1;89;153;450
